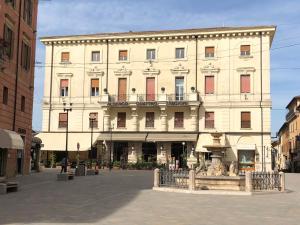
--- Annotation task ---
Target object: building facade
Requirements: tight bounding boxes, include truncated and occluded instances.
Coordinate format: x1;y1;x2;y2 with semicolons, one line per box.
0;0;38;178
277;96;300;172
38;25;276;171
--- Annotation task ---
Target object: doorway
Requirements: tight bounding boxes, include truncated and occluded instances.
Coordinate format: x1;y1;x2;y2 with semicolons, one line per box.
113;142;128;167
0;149;7;176
171;143;186;168
142;142;157;162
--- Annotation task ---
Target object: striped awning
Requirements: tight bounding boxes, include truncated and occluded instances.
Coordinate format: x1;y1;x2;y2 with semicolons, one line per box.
0;129;24;149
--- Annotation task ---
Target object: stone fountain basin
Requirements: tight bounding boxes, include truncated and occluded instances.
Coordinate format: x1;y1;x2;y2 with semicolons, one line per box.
195;176;245;191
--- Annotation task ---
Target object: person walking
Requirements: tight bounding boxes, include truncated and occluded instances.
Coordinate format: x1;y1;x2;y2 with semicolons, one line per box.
60;157;66;173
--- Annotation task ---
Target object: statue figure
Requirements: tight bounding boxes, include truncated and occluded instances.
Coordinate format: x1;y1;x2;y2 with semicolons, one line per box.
229;161;237;176
195;158;207;176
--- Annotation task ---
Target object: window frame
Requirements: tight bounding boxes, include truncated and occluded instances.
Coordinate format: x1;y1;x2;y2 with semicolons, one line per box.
205;75;214;94
58;113;68;128
91;51;100;62
240;74;251;93
89;112;98;128
175;47;185;59
241;111;251;129
23;0;33;26
61;52;70;63
118;50;128;61
205;46;215;58
117;112;126;128
5;0;16;8
21;41;31;71
240;45;251;56
2;86;8;105
90;79;99;96
174;112;184;128
205;112;215;129
146;49;156;60
60;79;69;97
3;24;14;59
21;95;25;112
145;112;155;128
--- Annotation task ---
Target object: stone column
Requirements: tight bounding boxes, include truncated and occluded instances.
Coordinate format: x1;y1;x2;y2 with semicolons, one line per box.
189;169;195;191
245;171;253;192
160;108;168;132
280;172;285;192
190;106;198;132
103;108;110;132
154;168;160;188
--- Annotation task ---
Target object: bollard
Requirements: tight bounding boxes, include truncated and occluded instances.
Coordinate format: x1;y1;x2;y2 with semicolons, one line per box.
154;168;160;188
245;171;253;192
279;172;285;192
189;169;195;191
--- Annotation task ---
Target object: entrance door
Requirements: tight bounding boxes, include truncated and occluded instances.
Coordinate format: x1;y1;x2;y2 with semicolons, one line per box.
146;77;155;101
0;149;7;176
171;143;186;168
118;78;127;101
113;142;128;168
17;149;23;174
142;143;157;162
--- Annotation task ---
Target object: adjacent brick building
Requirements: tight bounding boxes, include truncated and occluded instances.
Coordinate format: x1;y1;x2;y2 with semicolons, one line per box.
0;0;38;178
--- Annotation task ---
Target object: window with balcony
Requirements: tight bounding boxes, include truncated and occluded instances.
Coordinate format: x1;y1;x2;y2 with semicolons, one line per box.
175;77;184;100
241;112;251;128
2;86;8;105
59;113;67;128
205;76;214;94
205;46;215;58
119;50;128;61
21;96;25;112
91;51;100;62
5;0;15;8
205;112;214;129
117;112;126;128
240;45;250;56
146;112;154;128
60;79;69;97
23;0;33;25
146;49;156;60
89;112;98;128
240;75;250;93
61;52;70;63
174;112;184;128
3;24;14;59
175;48;185;59
91;79;99;96
21;41;31;71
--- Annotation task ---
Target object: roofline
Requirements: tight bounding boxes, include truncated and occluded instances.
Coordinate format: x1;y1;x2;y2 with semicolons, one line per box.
278;122;288;135
40;25;276;44
286;96;300;108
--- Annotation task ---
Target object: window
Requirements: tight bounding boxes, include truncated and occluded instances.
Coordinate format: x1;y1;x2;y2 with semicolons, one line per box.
174;112;184;128
2;86;8;105
241;112;251;128
240;75;250;93
146;112;154;128
23;0;33;25
146;49;156;60
21;41;31;71
61;52;70;63
21;96;25;112
117;112;126;128
5;0;15;8
89;112;98;128
3;24;14;58
91;51;100;62
175;77;184;100
119;50;128;61
240;45;250;56
205;112;214;129
205;76;214;94
60;79;69;97
205;47;215;58
59;113;67;128
175;48;184;59
91;79;99;96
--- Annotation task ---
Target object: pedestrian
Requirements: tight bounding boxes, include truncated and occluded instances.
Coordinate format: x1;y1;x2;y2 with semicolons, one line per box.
60;157;66;173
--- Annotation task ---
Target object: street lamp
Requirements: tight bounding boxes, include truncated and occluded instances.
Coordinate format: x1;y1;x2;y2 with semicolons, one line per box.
182;142;186;168
109;123;114;171
89;114;97;168
63;102;72;173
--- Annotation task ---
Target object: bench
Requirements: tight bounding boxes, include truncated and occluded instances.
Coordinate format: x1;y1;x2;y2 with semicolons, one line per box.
0;181;19;194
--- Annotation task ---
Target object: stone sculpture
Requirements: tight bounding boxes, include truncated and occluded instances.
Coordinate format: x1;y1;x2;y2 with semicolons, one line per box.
229;161;238;176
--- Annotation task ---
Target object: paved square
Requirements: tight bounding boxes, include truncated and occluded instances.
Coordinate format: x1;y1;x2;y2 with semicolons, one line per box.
0;169;300;225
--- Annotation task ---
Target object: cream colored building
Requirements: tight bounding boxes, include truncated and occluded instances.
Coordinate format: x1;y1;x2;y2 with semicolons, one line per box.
38;25;276;171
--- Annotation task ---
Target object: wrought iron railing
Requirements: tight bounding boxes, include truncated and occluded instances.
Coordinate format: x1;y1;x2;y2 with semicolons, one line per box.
159;169;189;189
108;95;129;104
137;94;157;102
252;172;282;191
286;110;296;121
167;94;189;101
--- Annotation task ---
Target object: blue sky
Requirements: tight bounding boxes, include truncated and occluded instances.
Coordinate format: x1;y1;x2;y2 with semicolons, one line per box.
33;0;300;136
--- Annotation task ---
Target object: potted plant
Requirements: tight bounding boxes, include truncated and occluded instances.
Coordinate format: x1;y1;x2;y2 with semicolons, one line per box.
161;87;165;93
132;88;136;93
103;88;108;94
191;87;195;92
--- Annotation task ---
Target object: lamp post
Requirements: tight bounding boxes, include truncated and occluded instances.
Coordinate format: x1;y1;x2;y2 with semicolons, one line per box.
109;123;114;171
89;114;97;169
63;102;72;173
182;142;186;168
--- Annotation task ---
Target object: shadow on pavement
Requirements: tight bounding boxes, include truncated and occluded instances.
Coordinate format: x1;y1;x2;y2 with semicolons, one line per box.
0;169;153;224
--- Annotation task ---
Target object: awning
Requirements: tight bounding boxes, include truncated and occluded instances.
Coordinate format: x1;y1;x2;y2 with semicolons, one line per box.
0;129;24;149
237;144;256;150
36;132;96;151
98;133;147;141
146;133;198;142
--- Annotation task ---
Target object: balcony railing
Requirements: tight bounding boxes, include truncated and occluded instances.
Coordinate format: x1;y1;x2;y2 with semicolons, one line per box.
286;110;296;121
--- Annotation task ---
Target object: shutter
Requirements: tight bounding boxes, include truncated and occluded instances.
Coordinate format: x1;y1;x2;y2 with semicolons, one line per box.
118;78;127;101
59;113;67;122
241;112;250;121
241;45;250;52
206;47;214;54
60;79;69;88
119;50;127;60
146;77;155;101
61;52;69;61
205;76;214;94
91;79;99;88
206;112;214;120
241;75;250;93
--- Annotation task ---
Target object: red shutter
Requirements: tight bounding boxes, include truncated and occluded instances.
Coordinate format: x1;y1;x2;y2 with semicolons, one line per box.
91;79;99;88
146;77;155;101
241;75;250;93
205;76;214;94
118;78;127;101
60;79;69;88
61;52;69;62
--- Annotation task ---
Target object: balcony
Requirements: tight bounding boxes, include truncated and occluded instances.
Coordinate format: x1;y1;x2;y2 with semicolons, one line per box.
286;110;297;122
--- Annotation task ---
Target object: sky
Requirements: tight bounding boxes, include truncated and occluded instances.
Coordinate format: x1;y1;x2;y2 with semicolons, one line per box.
33;0;300;136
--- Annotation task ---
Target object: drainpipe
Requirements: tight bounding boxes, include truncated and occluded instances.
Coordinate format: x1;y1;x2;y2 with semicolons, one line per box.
48;42;54;132
12;0;23;131
195;35;198;92
106;39;109;90
260;32;264;171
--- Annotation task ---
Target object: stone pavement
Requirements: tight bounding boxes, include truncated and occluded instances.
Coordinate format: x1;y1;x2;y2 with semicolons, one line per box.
0;169;300;225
